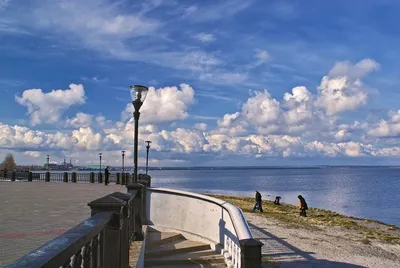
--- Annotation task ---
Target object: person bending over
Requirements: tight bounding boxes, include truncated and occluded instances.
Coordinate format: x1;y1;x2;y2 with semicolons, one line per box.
253;190;263;213
298;195;308;217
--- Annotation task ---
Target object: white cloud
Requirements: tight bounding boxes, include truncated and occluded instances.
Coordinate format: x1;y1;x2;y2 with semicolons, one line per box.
368;110;400;137
315;59;379;115
194;123;207;131
0;122;73;150
242;90;280;128
282;86;313;125
24;151;41;158
72;127;102;151
194;33;215;42
122;84;195;124
65;112;93;128
31;0;160;57
16;84;86;125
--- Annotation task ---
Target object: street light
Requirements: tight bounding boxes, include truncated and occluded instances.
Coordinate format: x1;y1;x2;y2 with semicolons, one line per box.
46;155;50;171
130;84;149;183
145;141;151;175
99;153;102;173
121;150;125;173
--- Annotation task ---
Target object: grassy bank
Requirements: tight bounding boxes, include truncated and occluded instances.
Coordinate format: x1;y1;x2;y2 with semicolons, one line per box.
209;194;400;245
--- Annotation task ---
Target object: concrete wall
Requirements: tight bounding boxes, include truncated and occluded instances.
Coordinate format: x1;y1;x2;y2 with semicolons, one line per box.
146;188;252;246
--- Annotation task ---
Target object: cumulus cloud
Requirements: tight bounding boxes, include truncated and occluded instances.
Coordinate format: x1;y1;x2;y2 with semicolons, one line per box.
16;84;86;125
0;122;72;150
65;112;93;128
282;86;313;125
368;110;400;137
242;90;280;128
315;59;379;115
194;123;207;131
72;127;102;151
122;84;195;124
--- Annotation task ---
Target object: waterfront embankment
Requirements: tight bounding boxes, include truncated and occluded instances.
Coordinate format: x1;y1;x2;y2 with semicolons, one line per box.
211;194;400;267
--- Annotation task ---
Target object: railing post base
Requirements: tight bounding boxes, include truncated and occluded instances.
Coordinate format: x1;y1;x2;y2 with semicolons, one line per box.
239;239;263;268
88;195;128;268
45;171;50;182
72;172;77;183
126;183;144;241
116;173;121;184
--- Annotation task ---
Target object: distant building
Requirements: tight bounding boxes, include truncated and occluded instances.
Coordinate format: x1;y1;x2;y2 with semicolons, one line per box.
83;165;105;170
43;158;74;170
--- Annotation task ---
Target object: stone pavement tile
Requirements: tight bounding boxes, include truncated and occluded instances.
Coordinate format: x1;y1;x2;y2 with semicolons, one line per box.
0;182;126;266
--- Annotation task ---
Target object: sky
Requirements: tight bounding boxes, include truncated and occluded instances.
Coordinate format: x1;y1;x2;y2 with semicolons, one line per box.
1;0;400;167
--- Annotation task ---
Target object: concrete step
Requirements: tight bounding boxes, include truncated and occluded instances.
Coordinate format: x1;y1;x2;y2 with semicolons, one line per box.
146;231;185;250
145;249;226;265
145;240;211;258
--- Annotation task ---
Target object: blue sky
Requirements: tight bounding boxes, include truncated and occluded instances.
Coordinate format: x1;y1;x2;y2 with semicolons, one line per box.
1;0;400;166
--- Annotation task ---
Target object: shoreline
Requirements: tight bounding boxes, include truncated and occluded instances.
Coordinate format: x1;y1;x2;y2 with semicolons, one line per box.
211;194;400;267
209;194;400;245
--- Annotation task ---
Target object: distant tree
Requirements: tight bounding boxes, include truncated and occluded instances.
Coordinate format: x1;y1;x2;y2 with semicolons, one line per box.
0;153;17;170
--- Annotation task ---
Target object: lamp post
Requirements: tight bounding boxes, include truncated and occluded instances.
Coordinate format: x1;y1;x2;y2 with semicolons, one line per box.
130;85;149;183
99;153;102;173
46;155;50;171
145;141;151;175
122;150;125;174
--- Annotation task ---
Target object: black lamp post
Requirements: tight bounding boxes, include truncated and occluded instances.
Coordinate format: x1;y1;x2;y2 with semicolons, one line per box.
121;150;125;174
130;85;149;183
46;155;50;171
145;141;151;175
99;153;102;173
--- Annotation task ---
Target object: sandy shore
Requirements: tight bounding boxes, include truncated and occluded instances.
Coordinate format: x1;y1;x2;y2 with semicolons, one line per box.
246;212;400;268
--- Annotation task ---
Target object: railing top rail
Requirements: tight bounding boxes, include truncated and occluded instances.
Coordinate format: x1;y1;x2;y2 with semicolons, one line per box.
147;187;252;240
6;212;114;268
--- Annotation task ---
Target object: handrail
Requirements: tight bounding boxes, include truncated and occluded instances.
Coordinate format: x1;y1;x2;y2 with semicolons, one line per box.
6;212;113;268
147;187;252;240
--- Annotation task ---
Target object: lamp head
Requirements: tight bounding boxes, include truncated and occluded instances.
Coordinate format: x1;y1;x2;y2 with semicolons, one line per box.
130;85;149;103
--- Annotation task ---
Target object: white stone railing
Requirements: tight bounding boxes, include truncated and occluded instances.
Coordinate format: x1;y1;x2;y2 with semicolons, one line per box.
145;188;262;268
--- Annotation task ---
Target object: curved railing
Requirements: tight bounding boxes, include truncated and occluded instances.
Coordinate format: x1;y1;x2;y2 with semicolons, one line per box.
145;188;262;268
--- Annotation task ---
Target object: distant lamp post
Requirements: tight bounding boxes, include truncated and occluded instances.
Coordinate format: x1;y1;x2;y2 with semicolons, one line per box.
99;153;102;172
145;141;151;175
121;150;126;174
46;155;50;171
130;84;149;183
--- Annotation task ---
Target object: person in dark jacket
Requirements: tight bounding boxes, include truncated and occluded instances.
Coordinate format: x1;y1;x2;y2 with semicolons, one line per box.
104;166;110;185
253;190;263;213
298;195;308;217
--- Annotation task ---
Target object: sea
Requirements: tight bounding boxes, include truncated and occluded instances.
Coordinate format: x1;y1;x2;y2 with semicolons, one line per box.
146;167;400;226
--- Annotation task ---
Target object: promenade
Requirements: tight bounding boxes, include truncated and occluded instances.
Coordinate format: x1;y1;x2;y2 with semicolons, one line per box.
0;182;125;266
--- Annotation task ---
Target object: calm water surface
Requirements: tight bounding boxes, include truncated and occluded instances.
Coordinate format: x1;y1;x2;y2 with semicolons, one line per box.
148;167;400;226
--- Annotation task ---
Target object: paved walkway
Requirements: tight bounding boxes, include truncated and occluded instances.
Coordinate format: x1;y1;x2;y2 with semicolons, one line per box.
0;182;126;266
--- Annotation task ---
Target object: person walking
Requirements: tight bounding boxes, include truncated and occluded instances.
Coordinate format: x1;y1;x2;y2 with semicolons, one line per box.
253;190;263;213
298;195;308;217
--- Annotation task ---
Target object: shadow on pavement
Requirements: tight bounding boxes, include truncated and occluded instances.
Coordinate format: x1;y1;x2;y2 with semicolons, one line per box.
249;223;366;268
